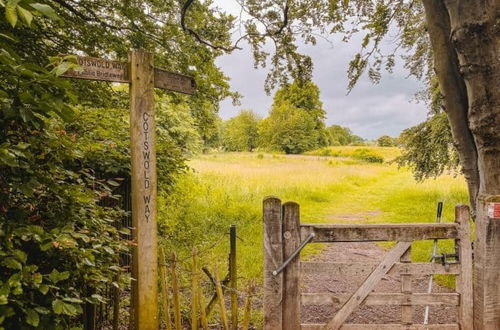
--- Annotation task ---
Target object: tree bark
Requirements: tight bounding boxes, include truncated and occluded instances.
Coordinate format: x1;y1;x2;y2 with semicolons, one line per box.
424;0;500;328
445;1;500;329
421;0;479;210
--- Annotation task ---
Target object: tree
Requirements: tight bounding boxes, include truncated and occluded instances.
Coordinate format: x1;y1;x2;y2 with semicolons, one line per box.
0;1;234;327
327;125;363;146
221;110;260;152
259;81;328;153
377;135;398;147
259;103;320;154
180;0;499;323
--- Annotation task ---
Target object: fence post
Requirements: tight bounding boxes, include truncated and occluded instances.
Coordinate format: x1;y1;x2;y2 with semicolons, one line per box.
229;225;238;330
282;202;301;330
400;245;412;324
455;205;473;330
263;196;283;330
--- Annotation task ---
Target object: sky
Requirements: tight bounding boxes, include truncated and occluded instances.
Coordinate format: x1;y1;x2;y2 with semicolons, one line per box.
213;1;429;140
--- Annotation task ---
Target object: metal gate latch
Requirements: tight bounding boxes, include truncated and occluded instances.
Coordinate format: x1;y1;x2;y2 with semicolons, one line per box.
272;233;315;276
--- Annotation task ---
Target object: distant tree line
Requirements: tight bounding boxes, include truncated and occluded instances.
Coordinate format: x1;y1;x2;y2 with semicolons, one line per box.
217;80;406;154
217;81;374;154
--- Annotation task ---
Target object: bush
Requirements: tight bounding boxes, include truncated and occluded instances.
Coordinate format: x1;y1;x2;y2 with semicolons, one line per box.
351;148;384;163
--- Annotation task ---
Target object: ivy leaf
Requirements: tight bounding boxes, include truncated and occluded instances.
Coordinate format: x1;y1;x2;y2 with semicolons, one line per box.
5;0;19;27
16;5;32;26
25;308;39;327
30;3;59;20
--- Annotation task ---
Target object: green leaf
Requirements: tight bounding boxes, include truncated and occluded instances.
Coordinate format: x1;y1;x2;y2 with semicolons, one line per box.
5;0;19;27
16;6;32;26
30;3;59;20
0;295;7;305
25;308;39;327
38;284;49;295
52;299;78;316
48;269;70;284
1;257;22;270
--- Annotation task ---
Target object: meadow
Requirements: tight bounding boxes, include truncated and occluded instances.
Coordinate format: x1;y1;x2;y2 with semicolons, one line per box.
158;146;467;295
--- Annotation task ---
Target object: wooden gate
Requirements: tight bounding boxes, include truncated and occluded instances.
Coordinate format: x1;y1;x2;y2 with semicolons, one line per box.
262;197;473;330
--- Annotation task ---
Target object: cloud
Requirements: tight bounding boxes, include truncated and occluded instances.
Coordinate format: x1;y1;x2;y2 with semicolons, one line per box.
214;3;429;140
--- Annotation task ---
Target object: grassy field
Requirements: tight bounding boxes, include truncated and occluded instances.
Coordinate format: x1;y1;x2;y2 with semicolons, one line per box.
158;146;468;312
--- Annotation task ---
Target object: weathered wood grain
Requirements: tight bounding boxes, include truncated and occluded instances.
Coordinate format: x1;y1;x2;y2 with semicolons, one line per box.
129;50;158;330
301;323;459;330
263;197;283;330
301;262;460;276
400;245;412;324
282;202;301;330
301;293;460;306
300;223;458;242
455;205;473;330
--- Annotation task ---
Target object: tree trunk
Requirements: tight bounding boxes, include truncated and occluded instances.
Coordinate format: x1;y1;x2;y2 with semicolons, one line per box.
421;0;480;211
424;0;500;328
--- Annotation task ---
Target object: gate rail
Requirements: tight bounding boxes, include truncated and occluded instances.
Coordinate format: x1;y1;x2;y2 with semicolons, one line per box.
262;197;473;330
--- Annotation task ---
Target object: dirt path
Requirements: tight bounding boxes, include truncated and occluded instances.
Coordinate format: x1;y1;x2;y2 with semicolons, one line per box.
301;242;457;325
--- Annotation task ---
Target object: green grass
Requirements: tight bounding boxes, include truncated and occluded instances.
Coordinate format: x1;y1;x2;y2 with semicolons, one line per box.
158;147;468;319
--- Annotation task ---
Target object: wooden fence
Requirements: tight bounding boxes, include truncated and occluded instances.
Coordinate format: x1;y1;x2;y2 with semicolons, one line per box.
263;196;473;330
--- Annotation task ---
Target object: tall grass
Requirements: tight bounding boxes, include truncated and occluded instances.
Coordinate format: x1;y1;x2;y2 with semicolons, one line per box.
157;148;468;323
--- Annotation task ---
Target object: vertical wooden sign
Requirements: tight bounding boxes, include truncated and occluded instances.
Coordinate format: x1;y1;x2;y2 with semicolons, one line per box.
129;50;158;330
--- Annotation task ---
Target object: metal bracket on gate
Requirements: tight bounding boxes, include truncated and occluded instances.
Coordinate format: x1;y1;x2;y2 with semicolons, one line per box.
272;232;315;276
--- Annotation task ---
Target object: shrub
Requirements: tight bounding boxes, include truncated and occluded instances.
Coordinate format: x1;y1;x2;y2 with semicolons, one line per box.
351;148;384;163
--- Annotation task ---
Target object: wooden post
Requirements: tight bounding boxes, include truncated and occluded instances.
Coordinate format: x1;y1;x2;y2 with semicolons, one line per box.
159;247;173;330
474;196;500;330
214;266;229;330
191;248;199;330
400;245;412;324
455;205;473;330
129;50;158;329
282;202;301;330
229;225;238;330
171;253;182;330
263;196;283;330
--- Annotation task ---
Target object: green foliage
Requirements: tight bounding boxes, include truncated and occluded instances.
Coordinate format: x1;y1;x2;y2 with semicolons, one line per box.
396;113;459;181
326;125;364;146
258;81;328;154
351;148;384;163
377;135;399;147
1;0;226;326
221;110;260;152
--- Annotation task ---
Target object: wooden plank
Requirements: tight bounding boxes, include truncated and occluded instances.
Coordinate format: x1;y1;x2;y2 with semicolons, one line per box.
60;55;196;94
61;55;129;83
129;49;158;330
300;223;458;242
301;262;460;276
301;293;460;306
400;245;412;324
455;205;473;330
154;68;196;94
301;323;459;330
324;242;411;330
282;202;301;330
263;197;283;330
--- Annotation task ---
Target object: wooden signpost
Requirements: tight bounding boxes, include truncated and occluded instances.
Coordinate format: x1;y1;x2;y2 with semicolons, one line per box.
62;50;195;330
